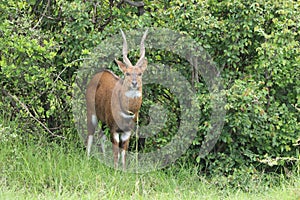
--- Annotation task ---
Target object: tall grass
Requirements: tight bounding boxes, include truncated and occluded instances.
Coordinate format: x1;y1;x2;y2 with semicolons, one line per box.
0;124;299;199
0;137;216;199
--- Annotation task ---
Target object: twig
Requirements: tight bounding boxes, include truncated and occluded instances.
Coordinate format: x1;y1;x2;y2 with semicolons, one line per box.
32;0;50;30
5;91;66;139
258;156;300;166
135;112;140;173
54;58;90;87
135;111;140;193
124;0;145;16
124;0;144;7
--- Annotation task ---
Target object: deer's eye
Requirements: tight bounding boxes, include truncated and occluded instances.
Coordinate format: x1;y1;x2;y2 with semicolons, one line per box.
125;72;130;76
137;73;142;76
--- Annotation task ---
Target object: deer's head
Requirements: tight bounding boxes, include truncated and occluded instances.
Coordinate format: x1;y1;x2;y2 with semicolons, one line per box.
115;30;148;95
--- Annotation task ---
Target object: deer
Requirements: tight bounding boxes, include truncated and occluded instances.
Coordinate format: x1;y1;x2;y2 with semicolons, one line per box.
85;29;148;170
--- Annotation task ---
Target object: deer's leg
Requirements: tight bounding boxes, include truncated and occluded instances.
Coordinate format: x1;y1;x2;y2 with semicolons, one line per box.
112;132;120;168
121;131;131;170
86;114;98;157
97;129;106;155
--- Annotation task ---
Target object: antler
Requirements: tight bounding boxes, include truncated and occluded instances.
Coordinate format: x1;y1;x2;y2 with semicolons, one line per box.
120;29;133;67
136;29;148;67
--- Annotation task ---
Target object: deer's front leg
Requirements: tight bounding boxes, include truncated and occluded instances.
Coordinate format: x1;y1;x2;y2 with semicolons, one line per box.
112;132;120;168
121;131;131;170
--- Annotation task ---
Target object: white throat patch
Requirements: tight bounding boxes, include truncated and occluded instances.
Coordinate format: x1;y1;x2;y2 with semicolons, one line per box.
125;90;142;98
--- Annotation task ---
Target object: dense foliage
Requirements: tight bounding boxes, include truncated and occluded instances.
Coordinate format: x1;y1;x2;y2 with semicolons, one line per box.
1;0;299;175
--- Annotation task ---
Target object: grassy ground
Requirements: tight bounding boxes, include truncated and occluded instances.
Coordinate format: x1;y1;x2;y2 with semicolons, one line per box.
0;136;299;200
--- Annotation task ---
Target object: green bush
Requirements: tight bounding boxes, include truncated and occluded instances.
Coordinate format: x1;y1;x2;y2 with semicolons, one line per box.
0;0;299;175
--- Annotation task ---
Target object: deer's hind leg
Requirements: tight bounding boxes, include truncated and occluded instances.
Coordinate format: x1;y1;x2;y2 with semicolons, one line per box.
86;113;98;157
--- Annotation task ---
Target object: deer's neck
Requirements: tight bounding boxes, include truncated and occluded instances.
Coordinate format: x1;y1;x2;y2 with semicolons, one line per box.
119;85;142;114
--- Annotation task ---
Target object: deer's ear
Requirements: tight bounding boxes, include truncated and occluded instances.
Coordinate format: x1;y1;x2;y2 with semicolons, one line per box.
139;58;147;72
115;59;127;73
